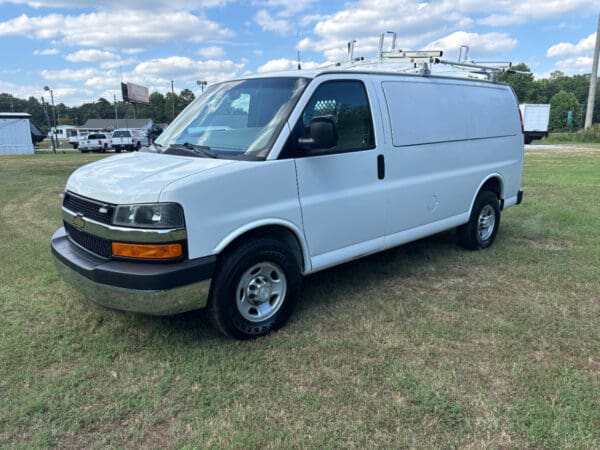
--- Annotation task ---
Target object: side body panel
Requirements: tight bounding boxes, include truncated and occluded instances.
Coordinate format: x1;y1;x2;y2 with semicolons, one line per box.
376;76;523;245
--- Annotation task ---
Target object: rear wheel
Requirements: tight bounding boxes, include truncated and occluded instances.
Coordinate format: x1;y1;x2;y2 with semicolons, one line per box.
102;144;107;153
136;142;141;151
115;147;121;153
457;190;500;250
209;237;301;340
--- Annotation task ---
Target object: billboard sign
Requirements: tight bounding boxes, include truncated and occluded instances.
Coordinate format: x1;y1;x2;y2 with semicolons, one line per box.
121;82;150;104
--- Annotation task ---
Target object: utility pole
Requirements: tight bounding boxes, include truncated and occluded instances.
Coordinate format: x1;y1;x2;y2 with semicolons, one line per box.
114;93;119;129
171;80;175;121
585;13;600;128
40;96;55;153
43;86;57;153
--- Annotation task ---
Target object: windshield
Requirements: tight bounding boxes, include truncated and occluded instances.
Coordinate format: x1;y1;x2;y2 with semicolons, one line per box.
155;77;309;160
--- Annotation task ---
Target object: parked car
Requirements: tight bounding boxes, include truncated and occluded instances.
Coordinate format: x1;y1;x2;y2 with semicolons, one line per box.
111;128;149;152
52;44;524;340
68;132;88;149
79;133;111;153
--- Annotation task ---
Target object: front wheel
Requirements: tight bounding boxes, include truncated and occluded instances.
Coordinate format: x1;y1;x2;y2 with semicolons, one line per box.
209;238;301;339
457;190;500;250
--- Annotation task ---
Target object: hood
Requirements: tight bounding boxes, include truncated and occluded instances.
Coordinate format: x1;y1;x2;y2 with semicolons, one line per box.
66;151;234;204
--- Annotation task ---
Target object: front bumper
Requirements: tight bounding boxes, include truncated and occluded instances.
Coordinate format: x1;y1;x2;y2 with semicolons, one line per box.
51;227;215;315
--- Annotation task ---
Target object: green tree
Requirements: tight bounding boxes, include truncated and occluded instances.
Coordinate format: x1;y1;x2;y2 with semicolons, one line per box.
499;62;536;102
549;90;582;131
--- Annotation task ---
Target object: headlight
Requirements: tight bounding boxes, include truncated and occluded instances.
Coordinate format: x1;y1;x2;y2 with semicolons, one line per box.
113;203;185;229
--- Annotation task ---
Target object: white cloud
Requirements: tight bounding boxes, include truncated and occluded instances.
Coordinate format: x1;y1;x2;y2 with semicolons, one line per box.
65;49;119;63
302;1;473;62
256;0;319;17
554;56;594;74
198;46;226;59
0;11;233;48
0;0;231;9
257;58;321;73
132;56;245;84
472;0;597;26
41;67;101;81
254;9;289;35
547;33;596;57
33;47;58;55
425;31;518;58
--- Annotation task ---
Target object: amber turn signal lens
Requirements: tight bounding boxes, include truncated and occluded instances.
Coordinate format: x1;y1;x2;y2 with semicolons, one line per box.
112;242;182;259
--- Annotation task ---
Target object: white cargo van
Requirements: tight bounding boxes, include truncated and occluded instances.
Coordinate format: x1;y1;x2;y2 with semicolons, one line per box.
52;41;524;339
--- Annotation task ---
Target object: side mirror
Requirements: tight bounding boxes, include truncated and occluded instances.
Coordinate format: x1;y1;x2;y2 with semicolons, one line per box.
298;115;338;151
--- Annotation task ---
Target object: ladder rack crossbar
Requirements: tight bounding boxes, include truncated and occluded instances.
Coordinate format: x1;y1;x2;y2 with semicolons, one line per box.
323;34;532;82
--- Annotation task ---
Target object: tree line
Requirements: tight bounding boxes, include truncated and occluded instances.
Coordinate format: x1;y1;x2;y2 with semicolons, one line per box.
0;89;196;132
1;66;599;133
499;63;598;132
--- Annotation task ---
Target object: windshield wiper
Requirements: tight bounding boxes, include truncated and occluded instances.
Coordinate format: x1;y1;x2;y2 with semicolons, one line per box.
164;142;219;158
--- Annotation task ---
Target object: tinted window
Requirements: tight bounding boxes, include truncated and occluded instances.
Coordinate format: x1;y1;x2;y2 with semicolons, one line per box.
113;130;131;137
289;80;375;156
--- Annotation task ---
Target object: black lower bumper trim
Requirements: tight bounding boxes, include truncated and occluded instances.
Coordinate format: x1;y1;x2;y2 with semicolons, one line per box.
51;227;215;291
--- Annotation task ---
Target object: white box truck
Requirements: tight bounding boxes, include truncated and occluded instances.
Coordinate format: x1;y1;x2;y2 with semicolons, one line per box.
519;103;550;144
52;39;525;339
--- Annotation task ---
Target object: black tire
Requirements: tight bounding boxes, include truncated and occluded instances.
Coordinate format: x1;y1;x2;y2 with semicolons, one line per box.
136;142;141;151
80;149;88;153
457;190;500;250
524;135;533;145
102;144;107;153
209;237;302;340
115;148;121;153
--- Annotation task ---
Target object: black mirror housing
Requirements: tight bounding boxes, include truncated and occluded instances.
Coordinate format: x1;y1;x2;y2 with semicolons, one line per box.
298;115;338;151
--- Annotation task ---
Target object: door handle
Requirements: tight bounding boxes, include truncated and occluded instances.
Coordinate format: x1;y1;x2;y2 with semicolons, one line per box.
377;154;385;180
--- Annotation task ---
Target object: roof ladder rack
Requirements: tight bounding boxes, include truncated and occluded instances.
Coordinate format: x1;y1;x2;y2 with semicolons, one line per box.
328;33;530;82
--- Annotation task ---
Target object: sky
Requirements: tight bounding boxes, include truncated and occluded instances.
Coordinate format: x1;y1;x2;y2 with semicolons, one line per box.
0;0;598;106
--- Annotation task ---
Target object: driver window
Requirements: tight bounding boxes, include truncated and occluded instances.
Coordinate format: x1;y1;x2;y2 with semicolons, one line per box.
292;80;375;155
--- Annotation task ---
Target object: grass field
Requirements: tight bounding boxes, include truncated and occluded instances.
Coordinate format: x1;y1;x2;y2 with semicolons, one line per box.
1;148;599;448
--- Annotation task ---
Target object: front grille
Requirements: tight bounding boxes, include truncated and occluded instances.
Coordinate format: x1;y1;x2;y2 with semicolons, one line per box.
64;222;111;259
63;192;115;225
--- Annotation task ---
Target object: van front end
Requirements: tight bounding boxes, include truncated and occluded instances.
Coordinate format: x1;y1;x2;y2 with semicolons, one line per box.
51;191;215;315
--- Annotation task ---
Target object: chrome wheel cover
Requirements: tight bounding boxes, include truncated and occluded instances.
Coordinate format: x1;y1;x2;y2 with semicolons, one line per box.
236;262;287;322
477;205;496;241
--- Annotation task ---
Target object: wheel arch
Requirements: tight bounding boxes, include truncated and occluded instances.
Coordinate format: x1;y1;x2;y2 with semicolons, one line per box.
469;174;504;213
214;220;310;274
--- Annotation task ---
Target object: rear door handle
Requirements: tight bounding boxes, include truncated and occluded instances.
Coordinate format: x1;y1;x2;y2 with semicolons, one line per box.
377;154;385;180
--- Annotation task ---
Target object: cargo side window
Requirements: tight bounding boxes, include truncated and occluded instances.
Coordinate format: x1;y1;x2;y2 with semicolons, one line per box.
283;80;375;157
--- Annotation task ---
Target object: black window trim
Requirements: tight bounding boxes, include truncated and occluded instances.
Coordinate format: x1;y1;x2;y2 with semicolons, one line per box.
279;78;376;159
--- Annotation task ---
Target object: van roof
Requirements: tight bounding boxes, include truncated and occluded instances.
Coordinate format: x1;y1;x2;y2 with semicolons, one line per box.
239;65;505;87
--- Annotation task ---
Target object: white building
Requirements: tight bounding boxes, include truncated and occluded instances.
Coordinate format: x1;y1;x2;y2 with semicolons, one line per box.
0;113;34;155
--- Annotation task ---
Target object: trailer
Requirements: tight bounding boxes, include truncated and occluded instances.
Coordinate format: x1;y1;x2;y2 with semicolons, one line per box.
519;104;550;144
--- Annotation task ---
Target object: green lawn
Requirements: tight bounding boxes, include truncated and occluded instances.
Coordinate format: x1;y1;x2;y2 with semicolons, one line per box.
1;148;599;448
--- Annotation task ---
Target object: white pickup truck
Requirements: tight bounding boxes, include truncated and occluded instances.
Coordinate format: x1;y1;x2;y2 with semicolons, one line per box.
68;132;88;149
52;45;524;339
78;132;112;153
111;128;149;152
